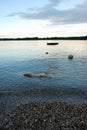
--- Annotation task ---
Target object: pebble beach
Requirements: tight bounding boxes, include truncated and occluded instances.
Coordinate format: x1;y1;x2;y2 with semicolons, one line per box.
0;102;87;130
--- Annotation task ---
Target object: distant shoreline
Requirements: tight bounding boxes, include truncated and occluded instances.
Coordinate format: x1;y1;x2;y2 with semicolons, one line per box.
0;35;87;41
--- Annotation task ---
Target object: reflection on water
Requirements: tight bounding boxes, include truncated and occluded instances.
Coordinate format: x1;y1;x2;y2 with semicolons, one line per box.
0;40;87;115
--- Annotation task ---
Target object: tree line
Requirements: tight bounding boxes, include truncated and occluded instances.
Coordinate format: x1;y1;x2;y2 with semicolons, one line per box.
0;36;87;41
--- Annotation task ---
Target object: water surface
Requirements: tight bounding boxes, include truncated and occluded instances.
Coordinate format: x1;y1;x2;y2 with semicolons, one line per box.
0;40;87;114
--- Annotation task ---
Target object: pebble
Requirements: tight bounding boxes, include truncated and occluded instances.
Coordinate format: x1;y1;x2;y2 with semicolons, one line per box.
0;102;87;130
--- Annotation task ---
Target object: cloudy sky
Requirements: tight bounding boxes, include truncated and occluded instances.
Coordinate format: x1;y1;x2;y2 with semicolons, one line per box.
0;0;87;38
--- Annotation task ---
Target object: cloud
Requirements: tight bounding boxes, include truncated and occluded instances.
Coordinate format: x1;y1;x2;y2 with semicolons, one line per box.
7;12;23;17
8;0;87;25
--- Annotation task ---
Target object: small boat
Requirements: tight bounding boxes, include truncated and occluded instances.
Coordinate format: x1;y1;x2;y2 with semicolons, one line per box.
47;42;59;45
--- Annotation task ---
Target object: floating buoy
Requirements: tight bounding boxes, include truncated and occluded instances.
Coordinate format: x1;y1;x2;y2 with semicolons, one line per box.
68;54;73;59
45;52;48;54
47;42;59;45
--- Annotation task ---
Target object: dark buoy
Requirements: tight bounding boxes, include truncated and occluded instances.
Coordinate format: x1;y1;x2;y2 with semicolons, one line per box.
45;52;48;54
68;54;73;59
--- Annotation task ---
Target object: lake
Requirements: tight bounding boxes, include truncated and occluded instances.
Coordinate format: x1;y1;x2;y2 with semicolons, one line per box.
0;40;87;115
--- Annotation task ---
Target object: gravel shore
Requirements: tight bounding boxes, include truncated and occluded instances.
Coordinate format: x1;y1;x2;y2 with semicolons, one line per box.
0;102;87;130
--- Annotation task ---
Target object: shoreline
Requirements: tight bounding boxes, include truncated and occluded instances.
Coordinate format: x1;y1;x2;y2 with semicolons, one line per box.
0;35;87;41
0;102;87;130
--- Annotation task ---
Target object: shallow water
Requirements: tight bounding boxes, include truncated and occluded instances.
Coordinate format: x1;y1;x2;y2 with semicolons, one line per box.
0;40;87;114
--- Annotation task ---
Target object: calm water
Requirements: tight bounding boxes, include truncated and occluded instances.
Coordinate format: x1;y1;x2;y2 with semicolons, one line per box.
0;40;87;114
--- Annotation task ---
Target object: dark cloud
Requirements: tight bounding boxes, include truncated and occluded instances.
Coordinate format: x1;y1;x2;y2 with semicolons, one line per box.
8;0;87;25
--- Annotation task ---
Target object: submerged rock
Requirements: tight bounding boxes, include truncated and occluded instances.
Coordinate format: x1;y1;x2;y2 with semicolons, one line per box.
23;73;33;77
68;54;73;59
36;73;48;78
23;72;47;78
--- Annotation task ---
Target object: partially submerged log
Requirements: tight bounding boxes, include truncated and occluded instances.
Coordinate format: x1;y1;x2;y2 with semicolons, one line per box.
47;42;59;45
